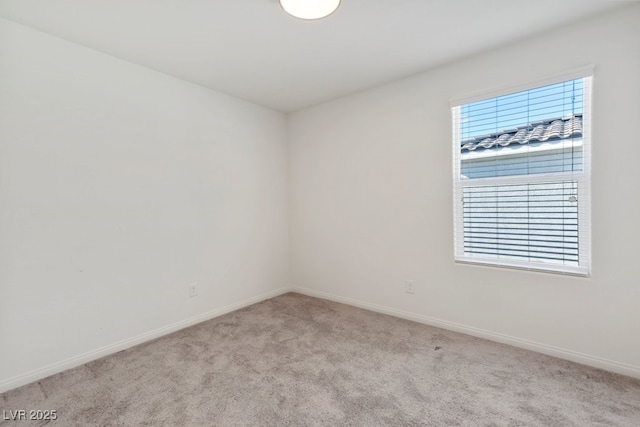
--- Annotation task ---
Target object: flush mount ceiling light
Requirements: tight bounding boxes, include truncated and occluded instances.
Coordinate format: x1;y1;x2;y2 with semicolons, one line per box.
279;0;341;20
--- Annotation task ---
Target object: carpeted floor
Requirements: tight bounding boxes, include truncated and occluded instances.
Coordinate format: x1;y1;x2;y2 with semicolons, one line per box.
1;292;640;426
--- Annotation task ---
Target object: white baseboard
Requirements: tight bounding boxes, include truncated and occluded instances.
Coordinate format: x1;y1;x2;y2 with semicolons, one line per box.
0;286;292;394
292;287;640;380
4;285;637;394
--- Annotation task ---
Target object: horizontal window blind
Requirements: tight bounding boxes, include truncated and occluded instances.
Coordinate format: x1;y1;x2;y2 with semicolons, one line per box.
460;79;584;140
452;73;591;275
463;182;578;265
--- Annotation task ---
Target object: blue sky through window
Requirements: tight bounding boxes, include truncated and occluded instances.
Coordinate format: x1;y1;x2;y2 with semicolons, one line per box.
460;79;583;141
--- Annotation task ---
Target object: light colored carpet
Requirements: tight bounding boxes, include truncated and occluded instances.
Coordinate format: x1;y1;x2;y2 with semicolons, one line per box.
1;292;639;426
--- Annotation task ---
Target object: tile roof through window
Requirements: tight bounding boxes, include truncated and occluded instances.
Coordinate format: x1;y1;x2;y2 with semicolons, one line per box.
460;114;583;152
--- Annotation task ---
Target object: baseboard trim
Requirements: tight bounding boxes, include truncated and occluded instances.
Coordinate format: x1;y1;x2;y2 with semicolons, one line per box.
4;285;637;394
292;287;640;379
0;286;292;394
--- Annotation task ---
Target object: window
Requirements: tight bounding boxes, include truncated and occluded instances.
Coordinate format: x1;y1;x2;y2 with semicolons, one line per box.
452;70;592;275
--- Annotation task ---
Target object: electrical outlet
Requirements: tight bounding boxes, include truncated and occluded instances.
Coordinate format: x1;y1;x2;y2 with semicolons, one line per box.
188;283;198;298
405;280;415;294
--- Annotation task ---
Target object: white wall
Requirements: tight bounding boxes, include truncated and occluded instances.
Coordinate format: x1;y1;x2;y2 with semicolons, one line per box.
0;18;289;391
289;4;640;377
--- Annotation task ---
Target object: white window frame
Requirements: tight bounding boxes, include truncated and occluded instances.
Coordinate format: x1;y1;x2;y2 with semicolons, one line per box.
451;67;593;276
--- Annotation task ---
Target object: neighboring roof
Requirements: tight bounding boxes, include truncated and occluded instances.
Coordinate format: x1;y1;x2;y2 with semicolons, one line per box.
461;114;583;152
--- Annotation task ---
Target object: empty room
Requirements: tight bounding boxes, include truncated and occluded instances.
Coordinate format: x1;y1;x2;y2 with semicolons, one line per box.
1;0;639;425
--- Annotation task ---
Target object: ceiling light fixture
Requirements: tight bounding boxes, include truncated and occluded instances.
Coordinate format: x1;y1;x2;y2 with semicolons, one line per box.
279;0;341;20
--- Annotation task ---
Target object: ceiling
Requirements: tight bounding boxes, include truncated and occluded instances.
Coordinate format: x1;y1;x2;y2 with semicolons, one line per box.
0;0;632;112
